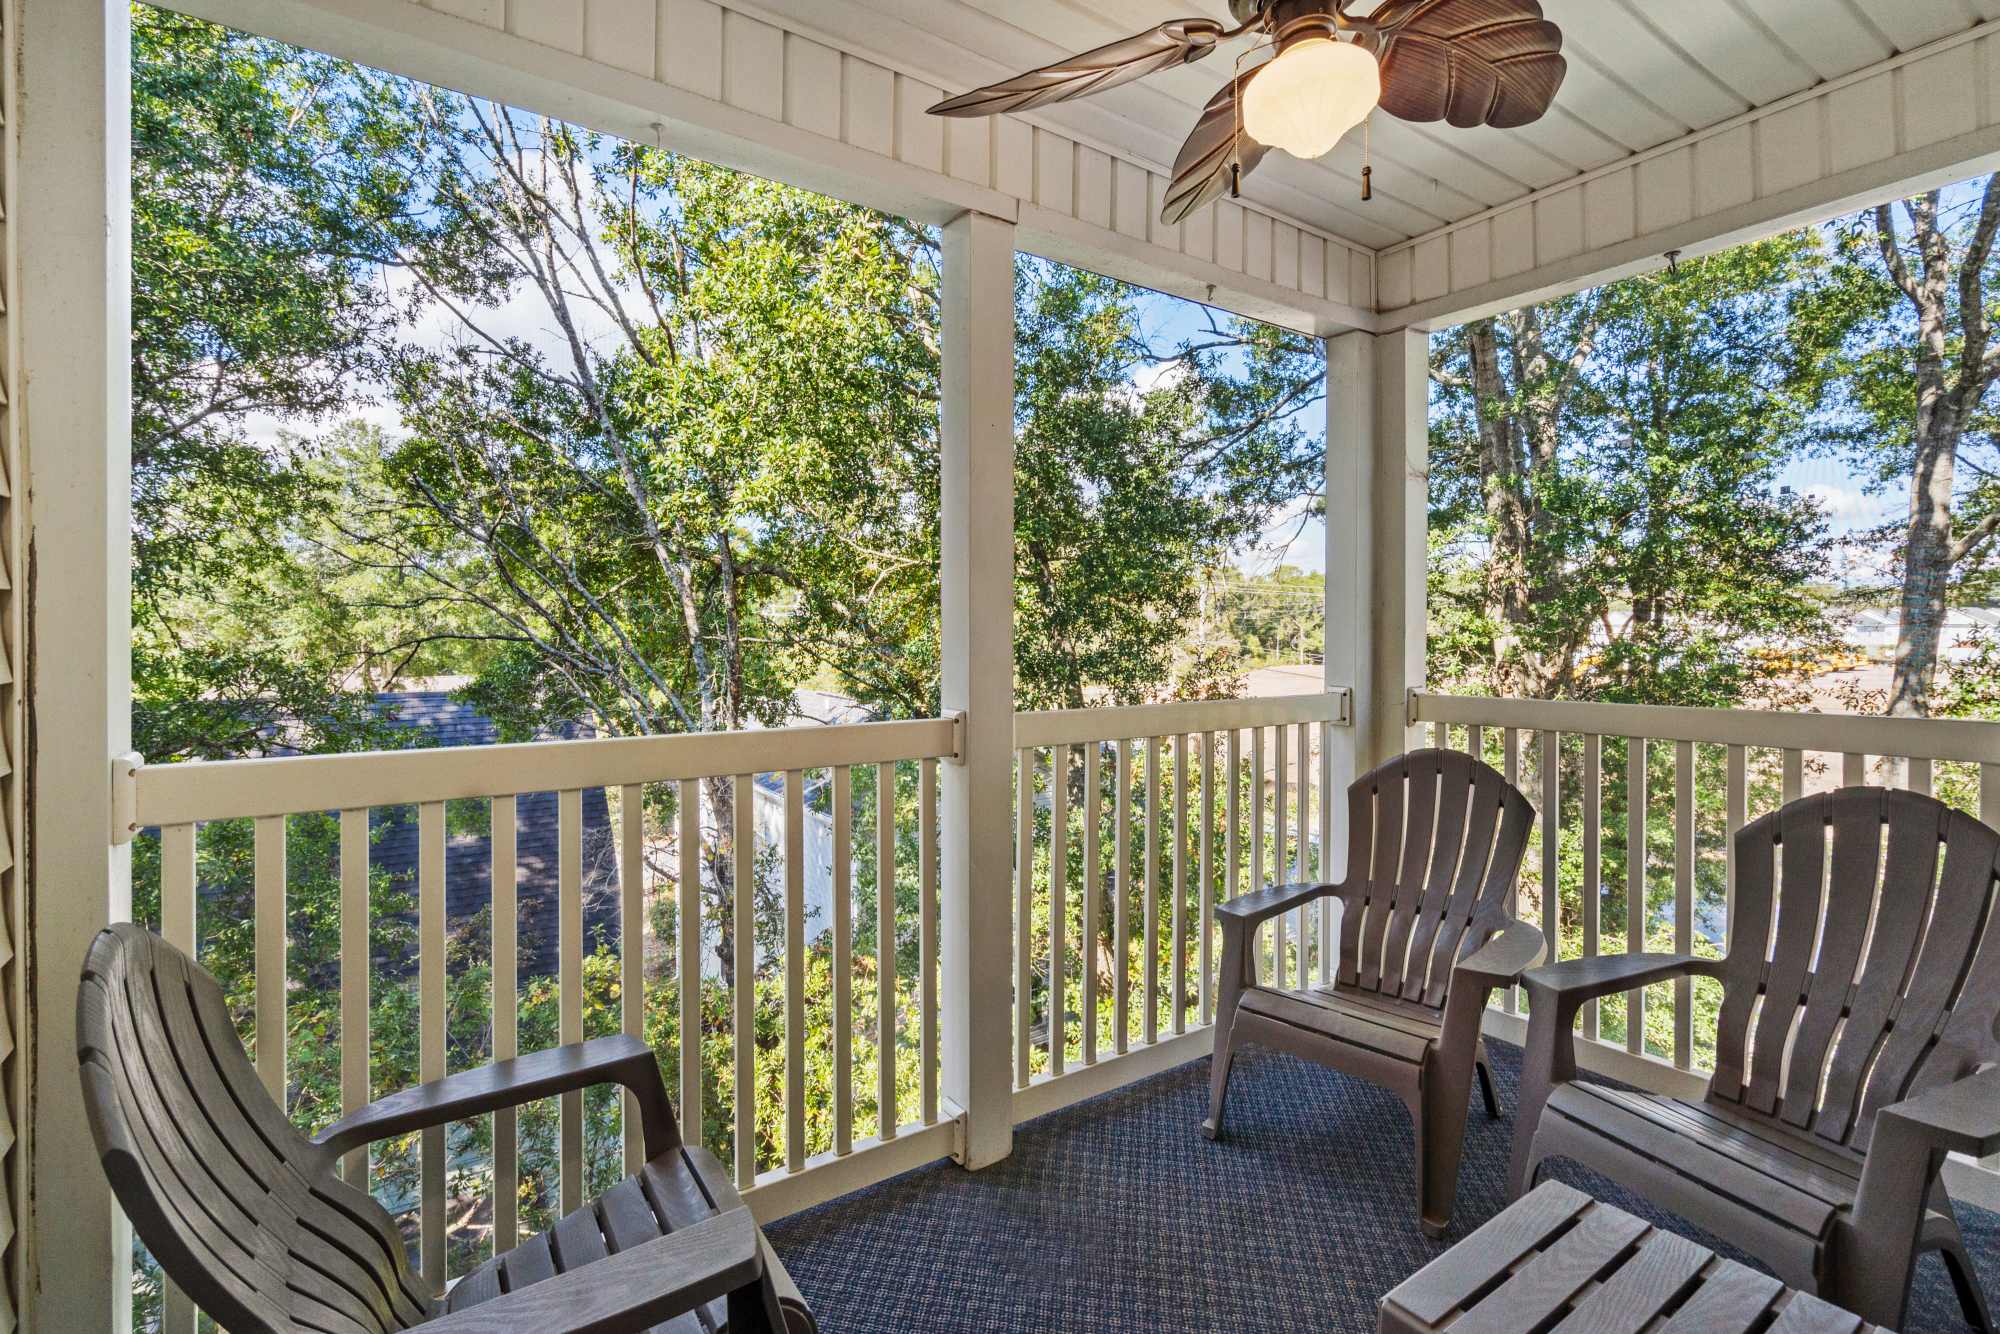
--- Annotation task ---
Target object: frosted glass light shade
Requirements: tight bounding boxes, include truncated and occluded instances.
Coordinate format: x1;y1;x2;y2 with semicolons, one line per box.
1241;37;1380;160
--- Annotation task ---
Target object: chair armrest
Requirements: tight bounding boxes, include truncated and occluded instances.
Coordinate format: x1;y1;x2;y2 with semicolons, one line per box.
1505;952;1714;1199
1520;953;1715;1006
1453;919;1545;989
1214;881;1340;934
421;1208;763;1334
1875;1064;2000;1160
315;1035;678;1162
1845;1064;2000;1325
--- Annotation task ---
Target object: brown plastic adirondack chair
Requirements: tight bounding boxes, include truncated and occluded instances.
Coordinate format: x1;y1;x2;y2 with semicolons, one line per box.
1206;748;1545;1237
77;923;816;1334
1508;786;2000;1331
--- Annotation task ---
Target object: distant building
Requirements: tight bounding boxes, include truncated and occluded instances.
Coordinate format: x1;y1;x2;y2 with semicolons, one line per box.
1835;606;2000;662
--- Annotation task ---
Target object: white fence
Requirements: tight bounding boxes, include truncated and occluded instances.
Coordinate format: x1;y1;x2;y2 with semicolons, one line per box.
131;716;959;1300
124;691;1354;1306
128;684;2000;1319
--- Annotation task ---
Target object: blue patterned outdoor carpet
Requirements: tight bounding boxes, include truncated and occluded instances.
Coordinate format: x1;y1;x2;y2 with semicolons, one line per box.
766;1039;1998;1332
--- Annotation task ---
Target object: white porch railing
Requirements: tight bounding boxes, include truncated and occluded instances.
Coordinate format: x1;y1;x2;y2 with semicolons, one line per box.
122;690;1355;1308
1009;691;1352;1121
129;683;2000;1319
130;716;961;1301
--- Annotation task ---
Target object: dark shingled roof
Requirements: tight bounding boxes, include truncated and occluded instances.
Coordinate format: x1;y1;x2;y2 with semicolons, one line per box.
368;692;623;980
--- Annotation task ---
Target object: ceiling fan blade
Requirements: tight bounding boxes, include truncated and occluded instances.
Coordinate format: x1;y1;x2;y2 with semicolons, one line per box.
1160;73;1271;228
1367;0;1567;129
928;20;1228;118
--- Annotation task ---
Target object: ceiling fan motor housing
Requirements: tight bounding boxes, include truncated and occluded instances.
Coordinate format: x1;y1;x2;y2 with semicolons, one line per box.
1230;0;1348;26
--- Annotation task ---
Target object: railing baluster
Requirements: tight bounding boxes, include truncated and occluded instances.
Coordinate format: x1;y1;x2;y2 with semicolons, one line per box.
1581;736;1601;1040
1226;730;1241;926
1296;720;1312;988
1782;748;1804;804
161;819;200;1334
1050;745;1069;1074
1015;747;1033;1088
1144;736;1161;1045
337;810;368;1187
677;778;702;1156
420;799;448;1289
1083;743;1102;1065
920;758;939;1125
493;795;519;1253
1540;731;1560;1006
1725;746;1746;950
254;815;287;1104
1626;740;1647;1056
733;775;755;1188
1843;752;1867;787
1502;730;1520;1014
1318;718;1334;988
831;767;853;1151
1908;756;1934;796
1114;740;1131;1056
1469;724;1484;765
558;790;584;1215
162;824;196;955
621;783;646;1176
877;761;898;1139
1273;723;1289;989
1200;731;1216;1024
784;771;806;1174
1674;741;1695;1071
1250;727;1266;985
1172;733;1187;1034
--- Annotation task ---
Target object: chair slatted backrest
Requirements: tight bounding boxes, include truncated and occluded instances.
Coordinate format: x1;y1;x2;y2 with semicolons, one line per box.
1335;749;1535;1010
78;924;436;1334
1710;788;2000;1152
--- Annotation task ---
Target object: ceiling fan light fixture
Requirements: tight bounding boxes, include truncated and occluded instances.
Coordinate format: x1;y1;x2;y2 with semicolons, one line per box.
1241;35;1379;161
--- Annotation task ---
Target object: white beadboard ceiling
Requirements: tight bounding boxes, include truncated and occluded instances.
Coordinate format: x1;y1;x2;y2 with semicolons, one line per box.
740;0;2000;252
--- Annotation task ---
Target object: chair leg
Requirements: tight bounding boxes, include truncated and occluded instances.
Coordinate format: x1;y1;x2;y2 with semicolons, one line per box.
1203;921;1251;1142
1475;1052;1499;1120
1925;1223;1996;1333
1202;1023;1238;1141
1416;1049;1481;1239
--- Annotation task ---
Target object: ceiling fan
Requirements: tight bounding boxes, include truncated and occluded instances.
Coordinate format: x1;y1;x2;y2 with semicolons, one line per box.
928;0;1567;225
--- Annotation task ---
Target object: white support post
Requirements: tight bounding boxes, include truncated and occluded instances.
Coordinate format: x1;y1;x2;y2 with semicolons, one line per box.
939;210;1016;1171
1369;327;1429;768
1324;331;1376;892
19;0;134;1328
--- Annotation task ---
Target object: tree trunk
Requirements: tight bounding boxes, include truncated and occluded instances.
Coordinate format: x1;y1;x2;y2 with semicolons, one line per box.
1467;319;1538;698
1888;437;1955;717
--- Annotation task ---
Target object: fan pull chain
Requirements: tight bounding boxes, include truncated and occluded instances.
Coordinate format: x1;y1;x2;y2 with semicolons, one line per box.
1361;114;1373;202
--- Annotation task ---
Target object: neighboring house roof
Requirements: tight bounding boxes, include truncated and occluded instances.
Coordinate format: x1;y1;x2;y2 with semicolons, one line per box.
367;692;622;980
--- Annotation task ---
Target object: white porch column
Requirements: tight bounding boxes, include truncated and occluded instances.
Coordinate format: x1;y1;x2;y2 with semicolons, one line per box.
1367;327;1429;767
939;210;1015;1170
1324;324;1429;804
1323;331;1375;883
18;0;134;1329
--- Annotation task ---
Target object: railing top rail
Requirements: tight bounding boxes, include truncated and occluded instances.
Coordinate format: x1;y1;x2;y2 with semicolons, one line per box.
1014;689;1351;750
133;716;960;826
1413;691;2000;764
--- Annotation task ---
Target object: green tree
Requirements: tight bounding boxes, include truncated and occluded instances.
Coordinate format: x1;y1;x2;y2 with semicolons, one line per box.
130;5;458;760
1429;235;1839;708
1807;181;2000;716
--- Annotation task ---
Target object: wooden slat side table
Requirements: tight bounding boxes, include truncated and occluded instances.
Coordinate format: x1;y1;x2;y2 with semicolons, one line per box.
1378;1182;1891;1334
